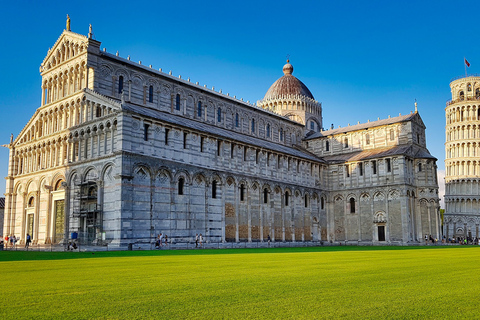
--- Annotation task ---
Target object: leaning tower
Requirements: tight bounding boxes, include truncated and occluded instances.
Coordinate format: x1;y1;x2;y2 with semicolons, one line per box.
444;75;480;241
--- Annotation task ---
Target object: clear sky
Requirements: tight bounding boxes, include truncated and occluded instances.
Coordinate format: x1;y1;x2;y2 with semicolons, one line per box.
1;0;479;206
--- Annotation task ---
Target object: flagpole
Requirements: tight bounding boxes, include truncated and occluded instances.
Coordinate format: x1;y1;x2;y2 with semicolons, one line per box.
465;57;467;77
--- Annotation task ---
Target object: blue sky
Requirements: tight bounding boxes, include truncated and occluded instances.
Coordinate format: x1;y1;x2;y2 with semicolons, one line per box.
1;0;479;204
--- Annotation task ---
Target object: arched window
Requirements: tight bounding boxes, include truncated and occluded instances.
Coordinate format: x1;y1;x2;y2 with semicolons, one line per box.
148;85;153;103
96;106;102;118
349;197;355;213
344;138;349;148
178;178;184;195
460;91;465;100
310;121;315;131
175;94;181;110
217;108;222;122
212;180;217;199
476;88;480;99
468;83;472;91
305;194;308;208
251;119;255;133
197;101;202;118
28;197;35;207
390;129;394;141
263;188;268;204
280;128;284;141
366;134;370;145
285;191;289;206
266;124;271;138
418;163;422;172
326;140;329;151
118;76;124;93
240;184;245;201
321;197;325;210
235;113;239;127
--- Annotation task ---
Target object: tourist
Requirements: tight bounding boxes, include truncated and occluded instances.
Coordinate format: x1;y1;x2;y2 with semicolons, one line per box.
195;234;198;248
11;235;17;249
267;235;271;246
25;233;31;249
159;233;164;246
199;233;203;247
164;234;168;246
4;235;8;248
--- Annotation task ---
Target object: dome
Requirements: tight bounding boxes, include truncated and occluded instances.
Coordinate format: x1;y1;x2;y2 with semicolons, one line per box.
263;61;314;100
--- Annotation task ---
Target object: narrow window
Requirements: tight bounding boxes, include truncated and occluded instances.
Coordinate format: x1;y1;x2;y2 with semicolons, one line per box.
267;152;270;166
417;134;420;144
372;160;377;174
217;108;222;122
390;129;394;141
266;124;271;138
148;85;153;103
359;162;363;176
468;83;472;91
346;164;350;177
344;137;348;148
176;94;181;110
310;121;315;131
285;191;289;206
460;91;464;100
217;140;222;156
476;88;480;99
387;158;391;172
197;101;202;117
231;143;235;158
244;146;248;161
418;162;422;172
251;119;255;133
350;198;355;213
164;128;169;145
183;132;187;149
305;194;308;208
297;160;301;173
277;155;281;168
235;113;239;127
118;76;124;93
263;188;268;204
280;128;283;141
366;134;370;145
321;197;325;210
96;106;102;118
326;140;329;151
178;178;184;195
256;150;260;164
240;184;245;201
212;180;217;199
143;124;149;141
200;137;204;152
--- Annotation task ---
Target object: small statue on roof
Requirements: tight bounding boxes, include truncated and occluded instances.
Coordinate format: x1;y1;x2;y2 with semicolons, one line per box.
66;14;71;31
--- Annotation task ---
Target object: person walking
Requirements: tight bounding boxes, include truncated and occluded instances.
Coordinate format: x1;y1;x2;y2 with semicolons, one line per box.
25;234;31;249
195;234;199;248
199;233;203;247
267;234;271;246
11;235;17;249
164;234;168;246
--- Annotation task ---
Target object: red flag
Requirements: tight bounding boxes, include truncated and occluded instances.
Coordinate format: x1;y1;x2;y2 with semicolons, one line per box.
465;58;471;67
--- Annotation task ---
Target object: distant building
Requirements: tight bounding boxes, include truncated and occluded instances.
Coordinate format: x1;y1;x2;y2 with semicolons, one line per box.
2;20;440;247
0;197;4;238
444;75;480;240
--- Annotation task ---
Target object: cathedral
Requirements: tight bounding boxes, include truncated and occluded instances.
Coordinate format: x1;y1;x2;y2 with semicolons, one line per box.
2;20;440;248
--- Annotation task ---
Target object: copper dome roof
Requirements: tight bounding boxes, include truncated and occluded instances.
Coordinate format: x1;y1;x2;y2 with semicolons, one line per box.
263;61;314;100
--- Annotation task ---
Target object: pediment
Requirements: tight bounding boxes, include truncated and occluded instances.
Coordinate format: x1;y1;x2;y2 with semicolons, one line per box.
412;113;426;129
40;31;89;73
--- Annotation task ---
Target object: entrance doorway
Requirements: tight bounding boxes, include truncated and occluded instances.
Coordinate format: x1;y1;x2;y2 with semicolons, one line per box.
54;200;65;243
27;214;34;241
378;226;385;241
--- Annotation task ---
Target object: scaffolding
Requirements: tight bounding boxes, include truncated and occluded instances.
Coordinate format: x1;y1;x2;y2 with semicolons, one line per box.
72;180;103;245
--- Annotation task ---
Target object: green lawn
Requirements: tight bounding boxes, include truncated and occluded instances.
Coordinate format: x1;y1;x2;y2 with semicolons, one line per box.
1;246;478;319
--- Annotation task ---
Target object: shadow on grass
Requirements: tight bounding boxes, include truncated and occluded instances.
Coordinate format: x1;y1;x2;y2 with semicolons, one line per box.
0;245;474;262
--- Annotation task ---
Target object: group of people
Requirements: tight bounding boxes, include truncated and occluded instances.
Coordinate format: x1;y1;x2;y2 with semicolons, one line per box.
195;234;203;247
155;233;168;248
447;236;480;245
2;234;32;249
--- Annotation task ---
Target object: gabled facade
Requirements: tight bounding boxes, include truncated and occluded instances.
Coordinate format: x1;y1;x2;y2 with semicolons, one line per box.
3;23;440;247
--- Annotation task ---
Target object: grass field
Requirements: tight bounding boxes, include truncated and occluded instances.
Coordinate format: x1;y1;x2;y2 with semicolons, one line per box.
1;246;479;319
